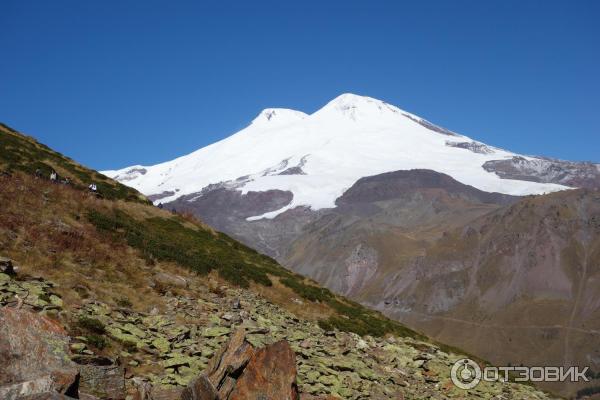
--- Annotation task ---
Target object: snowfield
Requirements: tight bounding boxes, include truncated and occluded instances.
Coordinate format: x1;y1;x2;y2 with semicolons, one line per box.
103;93;569;220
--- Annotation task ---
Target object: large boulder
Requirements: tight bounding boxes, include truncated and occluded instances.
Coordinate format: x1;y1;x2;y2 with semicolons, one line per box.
229;340;299;400
205;328;254;398
0;307;79;399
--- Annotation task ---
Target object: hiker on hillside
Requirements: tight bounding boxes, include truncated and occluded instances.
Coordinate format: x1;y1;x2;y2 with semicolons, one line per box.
88;183;97;192
158;203;164;209
50;171;57;182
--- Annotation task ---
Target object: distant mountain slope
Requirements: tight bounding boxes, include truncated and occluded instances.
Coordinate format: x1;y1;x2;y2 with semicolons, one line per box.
372;188;600;397
103;93;594;222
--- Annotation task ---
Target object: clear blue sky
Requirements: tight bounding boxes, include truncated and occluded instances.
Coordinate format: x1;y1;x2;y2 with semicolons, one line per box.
1;0;598;170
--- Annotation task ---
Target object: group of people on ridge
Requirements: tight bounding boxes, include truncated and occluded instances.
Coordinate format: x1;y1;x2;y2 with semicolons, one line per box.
37;168;98;194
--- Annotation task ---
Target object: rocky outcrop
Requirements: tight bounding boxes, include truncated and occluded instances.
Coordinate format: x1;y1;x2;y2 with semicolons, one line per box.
229;340;298;400
183;330;299;400
445;140;494;154
483;156;600;189
180;376;218;400
205;328;254;398
0;307;79;399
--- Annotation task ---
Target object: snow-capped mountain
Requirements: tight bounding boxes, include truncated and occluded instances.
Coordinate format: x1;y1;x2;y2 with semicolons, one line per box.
103;93;583;220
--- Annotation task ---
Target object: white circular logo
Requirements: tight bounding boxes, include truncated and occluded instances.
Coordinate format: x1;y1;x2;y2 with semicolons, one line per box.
451;358;482;389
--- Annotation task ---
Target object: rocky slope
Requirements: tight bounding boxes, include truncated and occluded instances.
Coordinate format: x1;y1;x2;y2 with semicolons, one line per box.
483;156;600;189
0;263;555;399
289;188;600;398
362;188;600;397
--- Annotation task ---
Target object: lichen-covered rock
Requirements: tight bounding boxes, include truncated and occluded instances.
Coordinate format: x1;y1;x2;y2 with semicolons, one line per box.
202;327;230;338
0;307;79;399
4;273;554;400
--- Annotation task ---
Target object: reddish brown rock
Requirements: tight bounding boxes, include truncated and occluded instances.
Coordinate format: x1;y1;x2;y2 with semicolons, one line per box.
0;307;79;399
180;375;218;400
229;340;299;400
206;328;254;397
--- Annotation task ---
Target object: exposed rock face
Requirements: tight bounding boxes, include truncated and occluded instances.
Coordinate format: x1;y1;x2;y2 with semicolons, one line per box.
205;328;254;398
0;308;79;399
483;156;600;189
401;113;458;136
181;376;218;400
169;188;293;224
343;244;378;296
445;140;494;154
229;340;298;400
374;189;600;396
182;330;299;400
148;191;177;202
107;167;148;183
168;189;318;259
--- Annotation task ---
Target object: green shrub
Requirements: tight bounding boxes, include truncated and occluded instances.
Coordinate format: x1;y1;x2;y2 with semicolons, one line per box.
87;210;275;288
280;277;332;303
85;334;108;350
115;296;133;308
78;316;106;334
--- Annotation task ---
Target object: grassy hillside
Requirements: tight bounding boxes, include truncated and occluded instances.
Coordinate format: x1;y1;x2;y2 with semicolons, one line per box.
0;122;147;202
